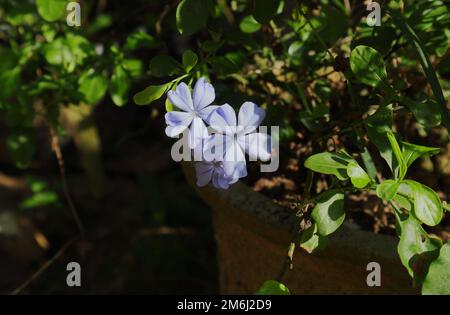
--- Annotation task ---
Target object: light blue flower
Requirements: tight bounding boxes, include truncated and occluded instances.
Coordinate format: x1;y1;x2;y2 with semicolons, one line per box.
208;102;271;178
165;77;218;148
194;160;238;189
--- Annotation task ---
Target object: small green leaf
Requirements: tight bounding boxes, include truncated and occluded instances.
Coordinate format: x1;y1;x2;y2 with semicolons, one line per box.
386;131;407;180
109;65;130;106
133;83;170;106
0;67;20;101
300;223;327;253
304;152;353;180
346;161;371;188
176;0;210;36
182;50;198;73
149;55;184;78
404;99;442;129
397;214;441;279
239;15;261;33
78;70;108;104
36;0;66;22
376;180;400;201
123;31;157;51
252;0;280;24
401;142;440;168
21;191;58;209
360;147;378;180
123;59;143;78
399;180;443;227
256;280;290;295
365;107;401;176
312;189;345;236
350;45;390;90
422;243;450;295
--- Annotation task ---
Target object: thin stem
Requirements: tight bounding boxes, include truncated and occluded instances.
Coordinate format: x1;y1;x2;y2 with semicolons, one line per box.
276;170;314;282
11;237;77;295
49;125;85;236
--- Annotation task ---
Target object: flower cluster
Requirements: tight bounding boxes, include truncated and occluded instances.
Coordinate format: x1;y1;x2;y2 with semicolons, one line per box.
165;77;271;189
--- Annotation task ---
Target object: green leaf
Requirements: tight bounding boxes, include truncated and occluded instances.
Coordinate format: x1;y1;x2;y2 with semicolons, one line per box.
304;152;353;180
252;0;280;24
209;56;239;75
422;243;450;295
42;34;93;70
176;0;210;36
133;83;170;106
123;31;157;51
7;128;36;169
36;0;66;22
182;50;198;73
21;191;58;209
376;180;400;201
123;59;143;78
0;49;20;101
78;70;108;104
353;25;397;56
360;147;378;180
391;11;450;133
200;40;223;53
392;193;413;212
350;45;390;90
314;6;348;47
239;15;261;33
404;99;442;129
0;67;21;101
346;161;371;188
149;55;184;78
256;280;290;295
397;214;441;279
365;107;399;175
401;142;440;168
386;131;407;180
312;189;345;236
109;65;130;107
300;223;327;253
400;180;443;227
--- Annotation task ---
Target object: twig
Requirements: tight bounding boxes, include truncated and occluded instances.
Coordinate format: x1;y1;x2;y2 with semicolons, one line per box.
48;125;85;236
10;237;77;295
276;170;314;282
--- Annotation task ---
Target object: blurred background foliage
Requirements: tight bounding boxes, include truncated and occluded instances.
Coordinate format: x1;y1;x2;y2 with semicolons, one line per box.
0;0;449;294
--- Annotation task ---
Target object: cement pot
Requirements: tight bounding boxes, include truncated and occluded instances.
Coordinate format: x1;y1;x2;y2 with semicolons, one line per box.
181;162;417;294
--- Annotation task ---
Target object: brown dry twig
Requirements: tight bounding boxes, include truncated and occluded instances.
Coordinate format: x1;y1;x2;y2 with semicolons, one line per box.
48;125;85;236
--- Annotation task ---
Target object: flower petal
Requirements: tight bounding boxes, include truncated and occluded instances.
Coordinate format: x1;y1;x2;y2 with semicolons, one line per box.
194;162;214;187
167;82;194;112
165;111;193;126
165;124;189;138
188;117;208;148
192;77;215;111
239;132;271;161
198;105;219;124
223;139;247;178
237;101;265;134
209;103;237;134
212;171;230;189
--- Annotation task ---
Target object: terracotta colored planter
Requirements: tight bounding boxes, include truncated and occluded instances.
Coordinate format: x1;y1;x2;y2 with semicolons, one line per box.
182;162;417;294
